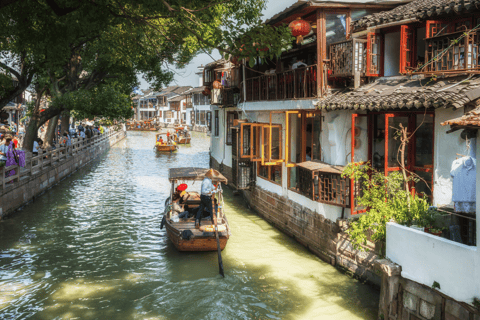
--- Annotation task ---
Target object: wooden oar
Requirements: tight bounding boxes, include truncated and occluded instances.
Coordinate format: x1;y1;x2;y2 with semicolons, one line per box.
212;191;225;277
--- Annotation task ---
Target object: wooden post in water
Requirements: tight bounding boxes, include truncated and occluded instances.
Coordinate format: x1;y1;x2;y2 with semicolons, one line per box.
212;190;225;277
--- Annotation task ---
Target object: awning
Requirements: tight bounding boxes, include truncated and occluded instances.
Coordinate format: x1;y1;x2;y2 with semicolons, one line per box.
441;105;480;132
317;75;480;111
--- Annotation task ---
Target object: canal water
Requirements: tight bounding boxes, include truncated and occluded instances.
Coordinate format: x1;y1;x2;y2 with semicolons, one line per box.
0;131;379;320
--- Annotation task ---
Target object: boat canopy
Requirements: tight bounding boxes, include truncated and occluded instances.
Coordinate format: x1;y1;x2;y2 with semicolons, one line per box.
168;167;228;183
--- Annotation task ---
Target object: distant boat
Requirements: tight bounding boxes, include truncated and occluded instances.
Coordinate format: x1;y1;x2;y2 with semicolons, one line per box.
155;132;177;152
161;167;230;252
127;120;160;131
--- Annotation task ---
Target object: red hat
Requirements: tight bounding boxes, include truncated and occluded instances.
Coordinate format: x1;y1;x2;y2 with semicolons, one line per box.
176;184;188;192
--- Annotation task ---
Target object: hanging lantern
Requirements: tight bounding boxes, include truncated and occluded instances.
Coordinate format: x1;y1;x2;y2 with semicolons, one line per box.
212;80;223;89
288;17;311;44
202;87;211;96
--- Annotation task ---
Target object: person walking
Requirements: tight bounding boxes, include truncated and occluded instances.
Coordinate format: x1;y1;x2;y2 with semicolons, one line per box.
195;169;218;229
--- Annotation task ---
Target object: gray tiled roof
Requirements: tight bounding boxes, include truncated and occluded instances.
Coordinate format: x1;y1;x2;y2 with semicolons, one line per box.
442;105;480;129
354;0;480;30
317;75;480;110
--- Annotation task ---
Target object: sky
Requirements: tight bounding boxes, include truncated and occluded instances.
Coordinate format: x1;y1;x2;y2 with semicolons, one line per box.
138;0;297;90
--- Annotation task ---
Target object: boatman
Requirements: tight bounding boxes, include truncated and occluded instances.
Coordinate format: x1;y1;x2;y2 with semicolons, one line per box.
195;169;217;229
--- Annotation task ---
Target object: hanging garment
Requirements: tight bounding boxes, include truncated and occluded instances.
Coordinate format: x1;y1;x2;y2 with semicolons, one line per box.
450;156;476;213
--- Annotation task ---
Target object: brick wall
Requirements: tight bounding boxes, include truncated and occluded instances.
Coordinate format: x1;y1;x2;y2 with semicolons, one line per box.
0;130;126;219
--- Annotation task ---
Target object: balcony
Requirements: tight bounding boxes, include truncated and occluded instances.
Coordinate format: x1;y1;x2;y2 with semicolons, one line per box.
296;161;350;208
211;88;240;106
244;65;317;102
329;39;366;78
423;30;480;74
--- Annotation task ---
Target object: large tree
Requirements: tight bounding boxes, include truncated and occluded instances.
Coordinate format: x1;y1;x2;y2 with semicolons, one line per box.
2;0;293;151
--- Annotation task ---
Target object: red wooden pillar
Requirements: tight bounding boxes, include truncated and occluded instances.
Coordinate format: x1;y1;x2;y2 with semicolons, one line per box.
316;10;325;97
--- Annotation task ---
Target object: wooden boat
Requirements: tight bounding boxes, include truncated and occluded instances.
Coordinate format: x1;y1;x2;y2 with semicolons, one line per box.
127;120;160;131
155;133;177;152
173;126;191;144
162;167;230;252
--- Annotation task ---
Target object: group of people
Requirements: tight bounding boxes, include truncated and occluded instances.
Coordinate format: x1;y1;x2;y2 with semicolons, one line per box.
156;132;176;146
169;169;220;229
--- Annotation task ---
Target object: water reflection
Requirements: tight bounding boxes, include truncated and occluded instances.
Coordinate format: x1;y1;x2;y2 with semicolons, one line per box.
0;131;378;319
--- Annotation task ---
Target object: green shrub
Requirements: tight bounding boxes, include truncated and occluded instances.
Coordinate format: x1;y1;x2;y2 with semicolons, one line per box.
342;162;432;254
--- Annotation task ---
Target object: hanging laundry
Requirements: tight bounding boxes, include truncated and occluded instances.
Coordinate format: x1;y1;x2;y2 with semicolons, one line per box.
450;155;476;213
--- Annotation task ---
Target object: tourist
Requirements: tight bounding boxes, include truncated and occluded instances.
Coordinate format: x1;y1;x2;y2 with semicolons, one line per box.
99;125;104;134
18;123;25;148
33;138;42;156
79;129;86;139
195;169;217;229
62;131;72;147
0;136;8;164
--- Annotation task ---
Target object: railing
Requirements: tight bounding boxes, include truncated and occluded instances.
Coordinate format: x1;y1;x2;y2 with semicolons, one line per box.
0;128;124;191
329;39;366;78
423;30;480;73
244;65;317;102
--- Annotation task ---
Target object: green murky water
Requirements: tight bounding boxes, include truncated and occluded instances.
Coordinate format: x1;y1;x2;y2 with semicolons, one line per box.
0;131;379;319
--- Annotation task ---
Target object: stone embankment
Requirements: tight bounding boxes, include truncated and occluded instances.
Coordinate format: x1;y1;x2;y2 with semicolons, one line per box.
0;128;127;219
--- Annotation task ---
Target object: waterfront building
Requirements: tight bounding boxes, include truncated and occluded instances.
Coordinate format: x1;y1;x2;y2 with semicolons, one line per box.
156;86;192;125
208;0;480;318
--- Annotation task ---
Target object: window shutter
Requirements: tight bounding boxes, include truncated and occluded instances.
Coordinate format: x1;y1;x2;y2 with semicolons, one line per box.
400;25;416;74
366;33;384;77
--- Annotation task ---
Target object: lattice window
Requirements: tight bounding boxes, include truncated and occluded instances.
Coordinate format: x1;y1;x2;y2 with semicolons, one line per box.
366;33;383;77
330;40;353;77
315;172;350;207
400;25;416;73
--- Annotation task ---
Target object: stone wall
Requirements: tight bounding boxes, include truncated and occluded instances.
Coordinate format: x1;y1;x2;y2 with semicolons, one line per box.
376;259;480;320
210;156;233;187
0;129;126;219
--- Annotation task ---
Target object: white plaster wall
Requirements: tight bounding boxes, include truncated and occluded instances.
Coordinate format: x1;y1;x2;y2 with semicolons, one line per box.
321;110;368;166
384;32;400;77
210;107;233;169
433;108;467;206
386;222;478;303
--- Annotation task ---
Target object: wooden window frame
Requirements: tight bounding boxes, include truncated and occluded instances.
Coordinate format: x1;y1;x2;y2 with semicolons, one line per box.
214;110;219;137
240;122;283;165
350;112;435;215
286;110;322;190
366;32;384;77
226;111;238;145
400;25;417;74
257;163;282;185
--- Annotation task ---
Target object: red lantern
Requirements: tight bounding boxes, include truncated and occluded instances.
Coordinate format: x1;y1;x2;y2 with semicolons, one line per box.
288;18;311;44
202;88;211;96
212;80;223;89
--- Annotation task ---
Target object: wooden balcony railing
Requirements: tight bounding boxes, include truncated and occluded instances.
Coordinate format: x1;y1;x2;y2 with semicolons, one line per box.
244;65;317;102
297;161;350;208
423;30;480;74
0;128;124;192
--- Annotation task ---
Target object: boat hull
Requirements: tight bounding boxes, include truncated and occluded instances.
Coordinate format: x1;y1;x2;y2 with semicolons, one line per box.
156;145;176;152
165;219;229;252
177;137;191;144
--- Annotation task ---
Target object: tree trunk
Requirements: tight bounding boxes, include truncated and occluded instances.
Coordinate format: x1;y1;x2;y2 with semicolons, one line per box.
23;96;42;152
60;110;70;135
44;115;59;147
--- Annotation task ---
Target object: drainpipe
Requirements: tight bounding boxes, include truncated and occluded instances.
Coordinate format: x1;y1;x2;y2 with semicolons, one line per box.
242;60;247;113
